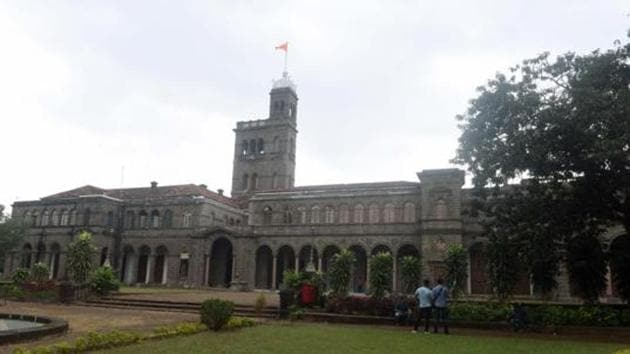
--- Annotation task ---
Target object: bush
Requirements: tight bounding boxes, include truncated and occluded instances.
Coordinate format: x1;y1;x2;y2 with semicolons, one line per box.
368;252;393;300
90;266;120;296
12;268;30;285
200;298;234;331
66;231;96;284
329;249;355;296
445;244;468;299
226;317;257;329
325;295;397;317
255;293;267;314
282;270;302;291
399;256;422;294
30;262;50;285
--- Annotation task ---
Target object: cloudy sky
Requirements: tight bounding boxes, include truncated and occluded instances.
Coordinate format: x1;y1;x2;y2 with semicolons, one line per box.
0;1;628;211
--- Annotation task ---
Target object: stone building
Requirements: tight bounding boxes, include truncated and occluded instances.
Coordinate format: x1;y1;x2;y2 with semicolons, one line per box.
4;71;628;301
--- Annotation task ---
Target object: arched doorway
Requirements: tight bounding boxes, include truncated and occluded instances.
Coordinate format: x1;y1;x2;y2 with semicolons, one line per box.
276;245;295;289
469;243;491;294
255;246;273;289
298;245;319;272
21;243;33;269
610;234;630;298
153;245;168;285
35;242;46;264
349;245;367;293
396;244;420;293
120;245;136;284
49;243;61;280
209;238;233;288
136;245;151;284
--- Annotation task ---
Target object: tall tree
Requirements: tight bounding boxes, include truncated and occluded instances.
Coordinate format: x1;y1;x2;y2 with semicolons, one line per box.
66;231;96;283
444;244;468;299
454;32;630;302
0;205;25;270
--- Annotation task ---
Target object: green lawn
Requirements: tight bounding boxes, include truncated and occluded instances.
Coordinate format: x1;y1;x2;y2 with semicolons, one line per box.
96;322;627;354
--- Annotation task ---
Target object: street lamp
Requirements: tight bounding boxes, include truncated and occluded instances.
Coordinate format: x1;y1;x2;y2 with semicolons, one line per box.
305;227;316;273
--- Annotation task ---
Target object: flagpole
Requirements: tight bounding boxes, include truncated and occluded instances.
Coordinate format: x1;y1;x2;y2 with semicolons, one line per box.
283;47;288;76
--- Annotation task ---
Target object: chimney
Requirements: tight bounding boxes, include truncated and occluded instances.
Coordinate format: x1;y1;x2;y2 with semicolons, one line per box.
199;184;207;189
151;181;158;189
218;189;224;196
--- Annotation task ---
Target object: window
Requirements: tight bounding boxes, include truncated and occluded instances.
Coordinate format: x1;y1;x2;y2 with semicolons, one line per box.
60;209;69;226
83;208;91;226
163;210;173;228
324;206;335;224
23;211;31;226
263;206;273;225
106;211;114;227
383;203;395;223
258;138;265;154
298;207;307;224
179;258;189;278
242;173;249;190
125;211;135;229
368;203;379;224
41;209;50;226
69;209;77;225
31;212;38;227
50;209;59;226
249;139;257;154
251;173;258;190
310;205;320;224
241;140;248;155
403;202;416;223
182;212;192;228
283;207;292;224
353;204;364;224
151;210;160;228
139;210;148;228
339;205;350;224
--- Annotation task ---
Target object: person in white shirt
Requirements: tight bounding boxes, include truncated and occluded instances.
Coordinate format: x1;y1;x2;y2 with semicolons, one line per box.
412;279;433;333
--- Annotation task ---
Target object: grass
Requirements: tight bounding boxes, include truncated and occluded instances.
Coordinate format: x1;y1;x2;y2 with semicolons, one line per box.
94;322;627;354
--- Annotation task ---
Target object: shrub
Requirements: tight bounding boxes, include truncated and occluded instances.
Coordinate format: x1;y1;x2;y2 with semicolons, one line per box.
368;252;393;300
12;267;30;285
200;298;234;331
399;256;422;294
325;295;396;317
282;270;302;291
66;231;96;284
289;305;305;321
90;266;120;296
329;249;355;296
226;317;257;329
445;244;468;299
30;262;50;285
255;293;267;314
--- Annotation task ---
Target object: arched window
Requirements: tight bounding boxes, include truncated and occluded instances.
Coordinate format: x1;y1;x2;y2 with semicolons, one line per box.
21;244;32;268
249;139;257;154
125;211;136;229
435;199;448;219
283;207;292;224
151;210;160;228
324;206;335;224
298;207;307;224
69;209;77;225
242;173;249;190
163;210;173;228
353;204;364;224
31;211;38;227
310;205;321;224
368;203;379;224
338;204;350;224
41;209;50;226
263;206;272;225
403;202;416;223
139;210;148;228
383;203;395;223
182;212;192;228
60;209;69;226
241;140;249;155
50;209;59;226
258;138;265;154
251;173;258;190
83;208;91;226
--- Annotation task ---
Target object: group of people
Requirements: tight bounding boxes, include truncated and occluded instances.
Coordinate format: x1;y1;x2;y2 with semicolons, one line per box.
394;278;450;334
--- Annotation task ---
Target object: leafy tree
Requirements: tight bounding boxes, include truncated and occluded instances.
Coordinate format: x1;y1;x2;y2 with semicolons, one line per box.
328;249;355;296
444;244;468;299
368;252;393;300
454;32;630;301
399;255;422;294
486;230;521;301
609;235;630;302
0;205;25;269
566;234;607;304
66;231;96;283
31;262;50;286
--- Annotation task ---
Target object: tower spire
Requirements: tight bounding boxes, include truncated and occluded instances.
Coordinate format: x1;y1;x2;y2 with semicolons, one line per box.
275;42;289;77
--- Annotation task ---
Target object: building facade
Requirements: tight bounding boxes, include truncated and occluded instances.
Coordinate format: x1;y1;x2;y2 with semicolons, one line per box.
4;72;628;301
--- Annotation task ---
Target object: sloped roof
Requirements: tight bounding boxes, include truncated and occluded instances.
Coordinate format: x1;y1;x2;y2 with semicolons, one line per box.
42;184;239;208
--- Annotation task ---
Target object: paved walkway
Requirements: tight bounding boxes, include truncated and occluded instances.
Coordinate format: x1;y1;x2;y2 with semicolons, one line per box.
113;287;280;306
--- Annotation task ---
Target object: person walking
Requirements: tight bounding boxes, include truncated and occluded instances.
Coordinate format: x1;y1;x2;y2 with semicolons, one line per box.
432;278;449;334
412;279;433;333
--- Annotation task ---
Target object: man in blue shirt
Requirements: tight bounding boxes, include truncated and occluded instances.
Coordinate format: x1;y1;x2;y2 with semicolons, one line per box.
412;279;433;333
432;278;449;334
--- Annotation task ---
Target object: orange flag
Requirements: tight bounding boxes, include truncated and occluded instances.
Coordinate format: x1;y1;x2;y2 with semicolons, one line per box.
275;42;288;51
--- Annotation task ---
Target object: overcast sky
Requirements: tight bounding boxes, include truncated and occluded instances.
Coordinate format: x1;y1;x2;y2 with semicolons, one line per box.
0;1;628;212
